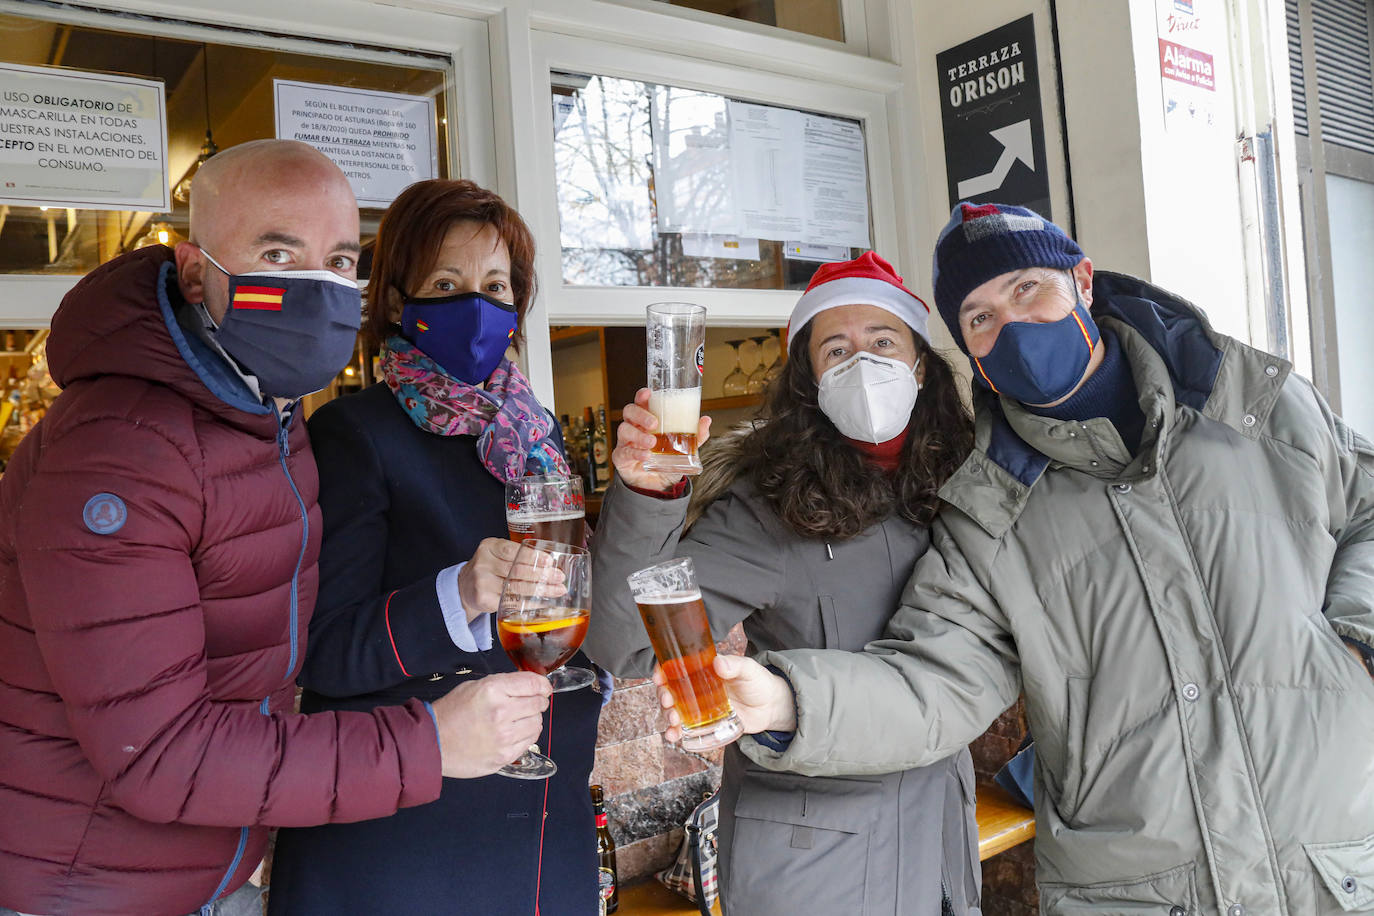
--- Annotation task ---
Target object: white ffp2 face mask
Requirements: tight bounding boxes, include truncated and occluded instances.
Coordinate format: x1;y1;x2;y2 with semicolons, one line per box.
816;351;920;444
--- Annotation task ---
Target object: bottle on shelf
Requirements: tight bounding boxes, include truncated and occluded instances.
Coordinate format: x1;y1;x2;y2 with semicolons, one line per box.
558;413;575;473
592;404;611;491
568;412;586;471
582;406;598;491
590;784;619;914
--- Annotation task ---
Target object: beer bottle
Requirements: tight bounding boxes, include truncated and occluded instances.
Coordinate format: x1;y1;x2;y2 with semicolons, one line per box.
592;404;611;491
590;784;619;913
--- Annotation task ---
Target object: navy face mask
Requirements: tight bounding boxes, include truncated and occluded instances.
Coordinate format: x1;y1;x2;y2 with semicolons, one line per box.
971;294;1100;406
200;249;362;400
400;291;518;385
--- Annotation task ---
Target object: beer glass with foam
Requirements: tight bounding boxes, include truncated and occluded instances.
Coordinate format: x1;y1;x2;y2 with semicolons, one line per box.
626;557;744;751
505;474;585;545
643;302;706;476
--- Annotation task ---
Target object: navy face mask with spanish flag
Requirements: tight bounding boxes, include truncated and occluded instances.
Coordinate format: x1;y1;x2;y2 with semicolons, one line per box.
971;297;1100;406
400;291;518;385
200;249;362;400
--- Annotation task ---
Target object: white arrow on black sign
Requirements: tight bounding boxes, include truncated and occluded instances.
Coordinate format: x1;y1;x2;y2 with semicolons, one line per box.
956;119;1035;199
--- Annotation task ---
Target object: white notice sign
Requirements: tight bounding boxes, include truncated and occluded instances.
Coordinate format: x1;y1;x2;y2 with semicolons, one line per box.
0;62;168;210
652;87;739;237
728;101;805;240
727;101;871;250
274;80;437;208
801;114;870;249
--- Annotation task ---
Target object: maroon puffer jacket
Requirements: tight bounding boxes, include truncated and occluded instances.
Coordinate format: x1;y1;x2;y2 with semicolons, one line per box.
0;247;441;916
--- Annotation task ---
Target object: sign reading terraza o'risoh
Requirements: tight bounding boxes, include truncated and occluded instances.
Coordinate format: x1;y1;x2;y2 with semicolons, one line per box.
935;16;1050;218
0;62;168;211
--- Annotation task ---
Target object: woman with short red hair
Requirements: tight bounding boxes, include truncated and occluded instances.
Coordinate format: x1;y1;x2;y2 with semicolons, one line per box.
267;179;601;915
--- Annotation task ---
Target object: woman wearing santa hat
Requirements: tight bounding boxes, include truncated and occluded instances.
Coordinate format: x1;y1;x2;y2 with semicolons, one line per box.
584;252;980;916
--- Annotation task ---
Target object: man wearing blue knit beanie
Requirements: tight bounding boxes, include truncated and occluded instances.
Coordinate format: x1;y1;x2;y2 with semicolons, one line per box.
667;201;1374;915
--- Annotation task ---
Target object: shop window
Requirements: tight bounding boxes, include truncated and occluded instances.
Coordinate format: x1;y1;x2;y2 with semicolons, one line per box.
0;328;53;471
0;10;450;278
655;0;844;42
548;323;782;507
551;70;872;291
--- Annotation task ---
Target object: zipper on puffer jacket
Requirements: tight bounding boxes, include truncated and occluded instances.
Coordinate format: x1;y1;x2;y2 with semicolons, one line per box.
275;407;308;678
195;414;306;913
200;826;249;915
200;693;273;912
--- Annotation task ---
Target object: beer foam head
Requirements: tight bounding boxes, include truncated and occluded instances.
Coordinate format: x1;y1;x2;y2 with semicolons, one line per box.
634;589;703;605
626;556;698;599
648;387;701;434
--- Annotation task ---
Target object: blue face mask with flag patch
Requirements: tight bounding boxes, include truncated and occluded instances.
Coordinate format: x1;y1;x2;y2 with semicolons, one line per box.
400;291;518;385
200;249;362;400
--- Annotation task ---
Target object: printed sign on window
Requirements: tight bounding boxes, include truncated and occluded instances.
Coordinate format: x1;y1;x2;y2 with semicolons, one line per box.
0;62;168;210
275;79;437;208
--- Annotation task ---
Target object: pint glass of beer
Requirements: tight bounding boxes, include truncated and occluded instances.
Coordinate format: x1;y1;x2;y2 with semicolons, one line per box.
626;557;743;751
505;475;585;544
643;302;706;476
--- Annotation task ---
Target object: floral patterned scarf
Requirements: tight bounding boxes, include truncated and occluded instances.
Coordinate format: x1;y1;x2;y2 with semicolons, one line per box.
380;336;570;483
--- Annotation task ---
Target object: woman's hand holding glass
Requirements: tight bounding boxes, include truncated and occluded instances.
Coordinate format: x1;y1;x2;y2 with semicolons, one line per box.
457;537;529;620
653;654;797;744
612;387;713;493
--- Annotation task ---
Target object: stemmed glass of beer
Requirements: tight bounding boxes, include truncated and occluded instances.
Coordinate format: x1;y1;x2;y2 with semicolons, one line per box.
626;557;744;751
505;474;585;545
495;539;593;779
643;302;706;476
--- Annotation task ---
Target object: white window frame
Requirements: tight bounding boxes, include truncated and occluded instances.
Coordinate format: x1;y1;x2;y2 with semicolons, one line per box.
0;0;494;327
585;0;870;57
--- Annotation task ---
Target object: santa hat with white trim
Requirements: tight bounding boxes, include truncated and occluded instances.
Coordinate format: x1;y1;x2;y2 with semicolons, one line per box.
786;251;931;349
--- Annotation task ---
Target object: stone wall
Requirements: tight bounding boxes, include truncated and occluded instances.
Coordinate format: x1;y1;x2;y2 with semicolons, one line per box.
970;698;1038;916
589;626;745;883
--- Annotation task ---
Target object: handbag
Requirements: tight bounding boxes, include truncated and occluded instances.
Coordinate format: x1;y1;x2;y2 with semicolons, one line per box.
655;789;721;915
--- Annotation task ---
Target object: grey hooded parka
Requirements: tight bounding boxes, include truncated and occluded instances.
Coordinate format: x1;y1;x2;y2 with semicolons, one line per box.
743;272;1374;916
585;440;982;916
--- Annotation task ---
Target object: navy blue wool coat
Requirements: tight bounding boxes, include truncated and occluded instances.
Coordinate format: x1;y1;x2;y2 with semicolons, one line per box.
267;382;601;916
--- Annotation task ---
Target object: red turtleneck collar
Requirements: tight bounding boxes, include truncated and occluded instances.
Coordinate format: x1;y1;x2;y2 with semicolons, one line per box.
845;427;907;473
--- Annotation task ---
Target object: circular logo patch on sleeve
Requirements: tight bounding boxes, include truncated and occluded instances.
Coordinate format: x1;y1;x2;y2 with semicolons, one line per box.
83;493;128;535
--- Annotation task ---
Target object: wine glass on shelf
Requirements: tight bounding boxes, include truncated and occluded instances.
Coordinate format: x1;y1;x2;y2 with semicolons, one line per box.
764;328;784;383
722;339;749;397
495;538;593;780
745;336;770;394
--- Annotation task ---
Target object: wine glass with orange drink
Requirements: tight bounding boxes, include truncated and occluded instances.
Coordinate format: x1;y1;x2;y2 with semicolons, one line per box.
494;538;593;779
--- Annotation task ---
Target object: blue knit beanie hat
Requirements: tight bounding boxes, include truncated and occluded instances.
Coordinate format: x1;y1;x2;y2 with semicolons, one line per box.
932;202;1084;352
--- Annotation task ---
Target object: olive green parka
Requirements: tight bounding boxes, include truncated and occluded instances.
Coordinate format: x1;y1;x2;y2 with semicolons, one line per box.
744;273;1374;916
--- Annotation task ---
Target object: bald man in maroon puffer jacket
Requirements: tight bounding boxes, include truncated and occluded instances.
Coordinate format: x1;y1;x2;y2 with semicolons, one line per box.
0;141;551;916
